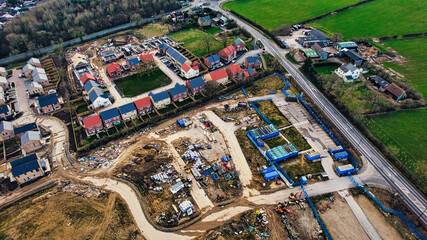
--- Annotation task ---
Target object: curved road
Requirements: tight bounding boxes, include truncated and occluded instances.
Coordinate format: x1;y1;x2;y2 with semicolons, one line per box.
203;0;427;224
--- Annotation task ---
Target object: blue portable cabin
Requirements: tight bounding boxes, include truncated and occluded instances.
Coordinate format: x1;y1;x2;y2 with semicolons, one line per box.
328;145;343;154
262;167;275;174
212;173;219;181
306;152;321;161
177;118;185;127
334;151;349;160
337;164;355;175
248;124;280;147
221;156;230;162
263;171;279;181
301;176;308;184
266;143;299;162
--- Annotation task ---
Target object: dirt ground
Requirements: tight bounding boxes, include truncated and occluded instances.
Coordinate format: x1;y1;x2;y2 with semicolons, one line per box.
315;192;370;240
245;75;286;97
280;155;325;184
354;195;403;240
0;182;141;240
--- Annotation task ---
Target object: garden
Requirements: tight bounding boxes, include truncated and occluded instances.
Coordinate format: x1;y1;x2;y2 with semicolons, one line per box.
115;68;171;97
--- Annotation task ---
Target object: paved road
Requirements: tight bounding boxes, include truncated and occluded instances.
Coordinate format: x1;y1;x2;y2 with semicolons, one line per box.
204;0;427;224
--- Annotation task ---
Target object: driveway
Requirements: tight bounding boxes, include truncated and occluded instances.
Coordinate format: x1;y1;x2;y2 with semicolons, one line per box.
8;69;30;116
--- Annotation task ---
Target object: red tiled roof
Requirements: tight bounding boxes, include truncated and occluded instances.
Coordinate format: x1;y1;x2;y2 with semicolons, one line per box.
227;64;242;73
244;71;250;77
134;97;151;109
140;54;154;62
209;68;228;81
385;83;406;98
181;63;191;73
107;63;120;74
80;73;95;85
83;115;101;128
226;45;236;53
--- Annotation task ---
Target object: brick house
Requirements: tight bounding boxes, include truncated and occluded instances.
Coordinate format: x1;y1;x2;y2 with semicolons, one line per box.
181;63;199;79
14;123;38;137
21;130;42;153
0;120;14;140
28;82;44;97
107;62;122;78
204;54;220;69
149;91;171;109
186;77;205;95
8;153;45;185
0;105;13;120
126;57;140;71
158;44;170;55
100;108;121;128
38;93;60;114
218;45;237;62
27;57;42;68
0;76;9;90
134;97;152;115
118;103;137;120
82;115;103;135
33;73;49;87
80;73;96;85
233;38;246;52
0;67;6;77
168;83;189;102
204;68;229;85
226;64;243;79
22;64;35;78
245;56;261;69
244;67;257;77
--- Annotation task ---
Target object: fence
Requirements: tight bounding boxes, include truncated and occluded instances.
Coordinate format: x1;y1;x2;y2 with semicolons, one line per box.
301;185;333;240
248;99;273;124
276;73;359;169
348;175;425;240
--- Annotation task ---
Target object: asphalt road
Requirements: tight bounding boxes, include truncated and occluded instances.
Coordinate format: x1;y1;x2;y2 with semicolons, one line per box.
204;0;427;224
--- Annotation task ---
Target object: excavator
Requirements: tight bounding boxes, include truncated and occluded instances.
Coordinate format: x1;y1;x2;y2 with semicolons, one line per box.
276;202;294;217
289;191;302;200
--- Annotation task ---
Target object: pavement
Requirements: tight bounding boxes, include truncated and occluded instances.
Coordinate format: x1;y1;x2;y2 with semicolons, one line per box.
203;0;427;224
339;190;383;240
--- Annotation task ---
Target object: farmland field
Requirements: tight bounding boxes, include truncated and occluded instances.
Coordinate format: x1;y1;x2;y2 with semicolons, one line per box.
310;0;427;39
381;37;427;98
169;29;237;56
365;108;427;188
115;68;171;97
223;0;362;31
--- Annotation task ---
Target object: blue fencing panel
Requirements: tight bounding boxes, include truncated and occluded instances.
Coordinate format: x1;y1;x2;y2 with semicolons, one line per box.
242;87;248;97
348;175;425;240
301;185;333;240
249;101;272;124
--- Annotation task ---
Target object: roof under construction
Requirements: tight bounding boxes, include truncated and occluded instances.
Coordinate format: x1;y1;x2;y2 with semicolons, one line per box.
249;124;279;140
266;143;299;162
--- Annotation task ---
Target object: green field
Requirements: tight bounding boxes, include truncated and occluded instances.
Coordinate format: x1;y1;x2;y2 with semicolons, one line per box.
310;0;427;39
224;0;362;30
381;37;427;98
169;29;236;56
314;65;338;74
365;108;427;187
115;68;171;97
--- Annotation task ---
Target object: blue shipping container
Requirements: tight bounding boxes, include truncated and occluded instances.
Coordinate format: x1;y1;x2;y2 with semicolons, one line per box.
337;164;354;175
334;151;349;160
177;118;185;127
263;171;279;181
262;167;276;174
307;152;321;161
301;176;308;184
329;145;343;154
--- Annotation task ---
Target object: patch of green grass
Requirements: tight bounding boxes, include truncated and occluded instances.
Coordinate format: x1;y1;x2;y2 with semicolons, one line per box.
310;0;427;39
169;29;236;56
224;0;362;31
285;53;297;64
246;41;254;50
381;37;427;98
281;155;324;180
246;75;285;96
157;104;176;114
254;100;290;127
314;65;337;75
115;68;171;97
76;105;89;114
365;108;427;187
204;27;221;34
175;98;193;107
281;127;311;151
107;127;117;135
136;23;170;38
264;136;287;148
352;85;375;100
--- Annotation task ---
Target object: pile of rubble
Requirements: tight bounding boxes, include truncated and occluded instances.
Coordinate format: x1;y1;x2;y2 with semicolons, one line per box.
59;181;106;198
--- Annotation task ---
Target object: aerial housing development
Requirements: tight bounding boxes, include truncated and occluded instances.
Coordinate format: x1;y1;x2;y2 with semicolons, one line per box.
0;0;425;239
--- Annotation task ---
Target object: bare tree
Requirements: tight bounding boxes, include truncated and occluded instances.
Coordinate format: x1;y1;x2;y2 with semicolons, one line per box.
204;35;212;53
219;33;228;48
331;33;343;43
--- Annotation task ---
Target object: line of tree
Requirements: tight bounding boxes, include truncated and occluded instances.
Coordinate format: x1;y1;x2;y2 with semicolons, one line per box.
0;0;181;58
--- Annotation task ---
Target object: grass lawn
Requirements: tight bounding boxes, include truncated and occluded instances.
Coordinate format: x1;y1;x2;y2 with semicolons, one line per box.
364;108;427;188
381;37;427;98
136;23;169;38
254;100;290;128
224;0;362;31
314;65;337;75
281;127;311;151
169;29;237;56
157;104;176;114
351;85;375;100
264;136;287;148
115;68;171;97
309;0;427;39
281;155;325;180
204;27;222;35
246;75;285;96
107;127;117;135
76;105;89;114
175;98;193;107
285;53;297;64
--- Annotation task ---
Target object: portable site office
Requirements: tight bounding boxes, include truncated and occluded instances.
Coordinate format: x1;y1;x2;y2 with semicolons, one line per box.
248;124;279;146
266;143;299;162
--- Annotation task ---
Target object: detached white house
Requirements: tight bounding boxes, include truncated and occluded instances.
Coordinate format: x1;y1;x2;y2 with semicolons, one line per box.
334;64;360;82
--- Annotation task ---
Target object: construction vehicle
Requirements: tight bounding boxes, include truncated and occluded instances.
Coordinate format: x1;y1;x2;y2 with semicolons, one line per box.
289;191;302;200
276;202;294;217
